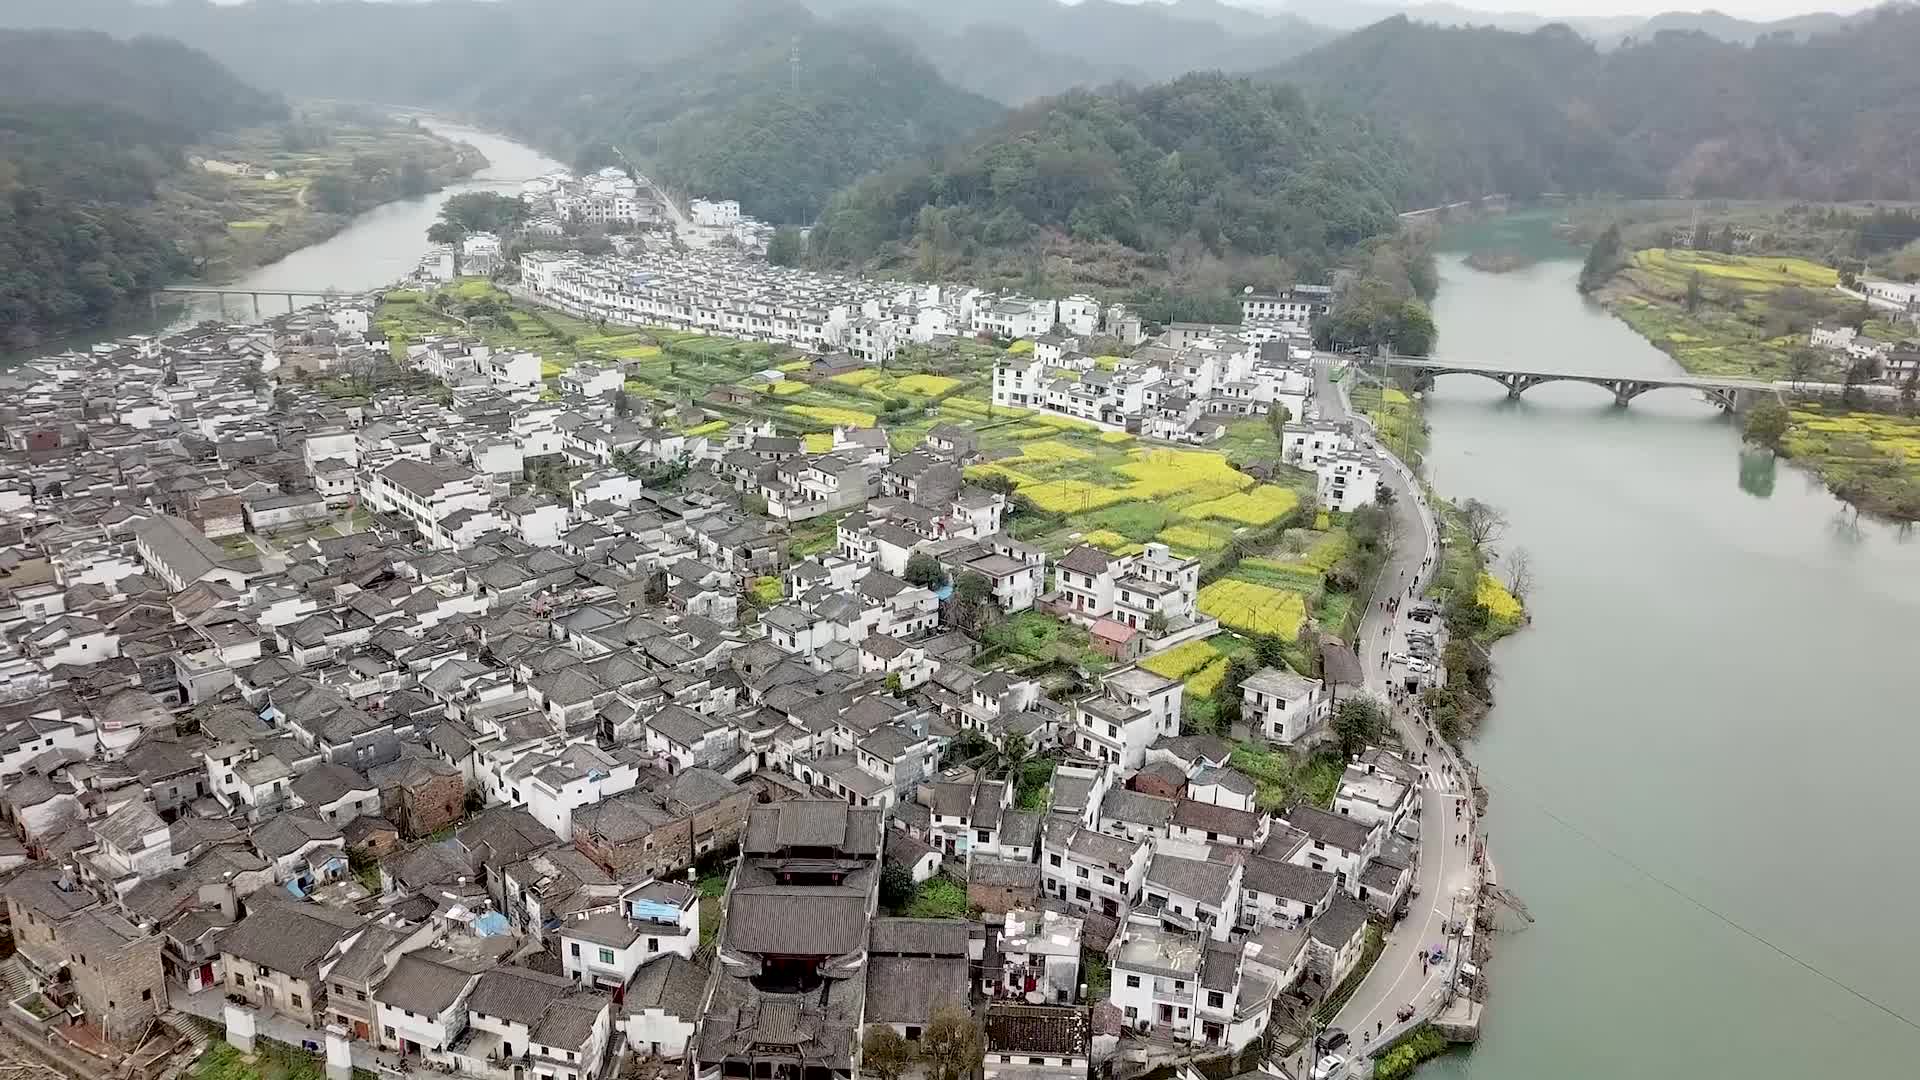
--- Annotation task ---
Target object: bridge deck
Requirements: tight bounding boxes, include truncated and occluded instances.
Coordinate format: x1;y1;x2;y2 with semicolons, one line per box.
155;286;340;296
1368;355;1773;391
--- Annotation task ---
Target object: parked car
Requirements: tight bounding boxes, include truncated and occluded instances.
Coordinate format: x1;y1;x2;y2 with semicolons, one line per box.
1319;1028;1350;1052
1313;1054;1347;1080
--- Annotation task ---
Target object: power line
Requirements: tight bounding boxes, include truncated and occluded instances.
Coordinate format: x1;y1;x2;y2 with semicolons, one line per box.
1491;776;1920;1036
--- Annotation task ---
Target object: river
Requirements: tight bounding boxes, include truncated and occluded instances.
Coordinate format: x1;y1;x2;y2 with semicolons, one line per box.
2;120;562;364
172;119;564;322
1420;217;1920;1077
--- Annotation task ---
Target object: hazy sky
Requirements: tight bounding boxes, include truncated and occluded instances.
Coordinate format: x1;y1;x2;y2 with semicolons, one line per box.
1437;0;1880;14
1211;0;1889;19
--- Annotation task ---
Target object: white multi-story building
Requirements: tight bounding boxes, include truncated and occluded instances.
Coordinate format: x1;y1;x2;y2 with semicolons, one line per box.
690;198;741;226
358;458;497;550
1240;667;1327;746
1317;450;1380;513
1241;284;1333;328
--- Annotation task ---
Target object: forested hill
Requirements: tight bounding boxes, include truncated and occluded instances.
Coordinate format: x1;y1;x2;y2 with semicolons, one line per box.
0;0;1002;227
806;0;1337;104
0;30;285;344
808;74;1413;280
0;29;282;136
1267;9;1920;205
464;4;1004;224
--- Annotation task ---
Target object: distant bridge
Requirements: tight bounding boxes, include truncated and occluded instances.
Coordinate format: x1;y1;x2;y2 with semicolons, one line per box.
1361;354;1778;411
151;285;346;318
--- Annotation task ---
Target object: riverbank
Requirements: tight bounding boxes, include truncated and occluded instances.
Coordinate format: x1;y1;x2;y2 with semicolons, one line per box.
1417;247;1920;1080
168;108;487;285
1310;360;1495;1080
1461;250;1534;274
1589;247;1920;520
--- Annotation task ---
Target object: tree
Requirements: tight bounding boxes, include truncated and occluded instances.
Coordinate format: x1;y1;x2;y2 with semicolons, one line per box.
1001;732;1029;768
904;552;947;589
1502;546;1535;601
307;172;356;214
766;226;804;267
1374;482;1396;507
426;220;466;278
1146;612;1169;636
1331;695;1388;758
1266;402;1293;436
1684;270;1704;313
919;1006;982;1080
1742;398;1792;449
1843;354;1879;405
1578;225;1622;294
439;191;526;234
878;864;915;912
949;571;995;633
1785;348;1822;387
860;1024;918;1080
883;672;904;697
1457;498;1507;555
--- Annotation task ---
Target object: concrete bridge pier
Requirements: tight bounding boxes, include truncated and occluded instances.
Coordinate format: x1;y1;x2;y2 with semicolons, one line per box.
1499;373;1549;400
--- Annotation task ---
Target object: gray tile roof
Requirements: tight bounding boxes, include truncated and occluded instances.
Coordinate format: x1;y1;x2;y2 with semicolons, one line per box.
376;951;479;1015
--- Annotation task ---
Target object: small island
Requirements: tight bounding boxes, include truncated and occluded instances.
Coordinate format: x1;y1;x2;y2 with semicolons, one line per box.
1464;248;1536;273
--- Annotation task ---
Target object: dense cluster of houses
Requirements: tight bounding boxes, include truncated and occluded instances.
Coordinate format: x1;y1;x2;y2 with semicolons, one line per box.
519;249;1147;368
519;168;664;237
991;330;1317;446
0;274;1410;1080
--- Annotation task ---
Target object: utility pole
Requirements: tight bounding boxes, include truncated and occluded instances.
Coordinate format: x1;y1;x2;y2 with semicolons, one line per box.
790;36;801;97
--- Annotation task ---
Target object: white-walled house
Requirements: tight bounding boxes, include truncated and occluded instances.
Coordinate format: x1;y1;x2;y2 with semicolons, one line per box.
1073;666;1182;771
373;950;481;1058
622;954;707;1059
558;882;698;991
1240;667;1327;746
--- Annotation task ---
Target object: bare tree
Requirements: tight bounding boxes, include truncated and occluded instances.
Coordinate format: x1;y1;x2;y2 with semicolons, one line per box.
1503;546;1535;601
1459;498;1507;555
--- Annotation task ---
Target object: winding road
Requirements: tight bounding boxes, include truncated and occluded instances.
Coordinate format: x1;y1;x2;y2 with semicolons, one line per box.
1284;360;1479;1078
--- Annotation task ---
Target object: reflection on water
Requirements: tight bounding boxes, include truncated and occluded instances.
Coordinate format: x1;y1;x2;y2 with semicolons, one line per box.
1417;231;1919;1080
1737;448;1777;499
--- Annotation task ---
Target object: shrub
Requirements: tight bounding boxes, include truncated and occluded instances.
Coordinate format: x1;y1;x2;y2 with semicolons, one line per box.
1476;572;1523;622
1374;1026;1451;1080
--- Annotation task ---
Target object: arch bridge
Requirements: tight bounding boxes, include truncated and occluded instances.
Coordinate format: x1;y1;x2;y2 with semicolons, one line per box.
1367;355;1777;412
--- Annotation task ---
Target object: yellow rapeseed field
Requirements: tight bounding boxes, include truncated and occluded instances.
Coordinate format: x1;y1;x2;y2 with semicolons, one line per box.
787;404;877;427
1080;529;1139;553
1198;580;1307;638
1017;440;1094;464
1139;639;1221;680
1183;485;1301;526
894;374;962;396
1187;657;1230;699
685;420;729;437
831;368;888;387
1160;523;1230;552
803;432;835;453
